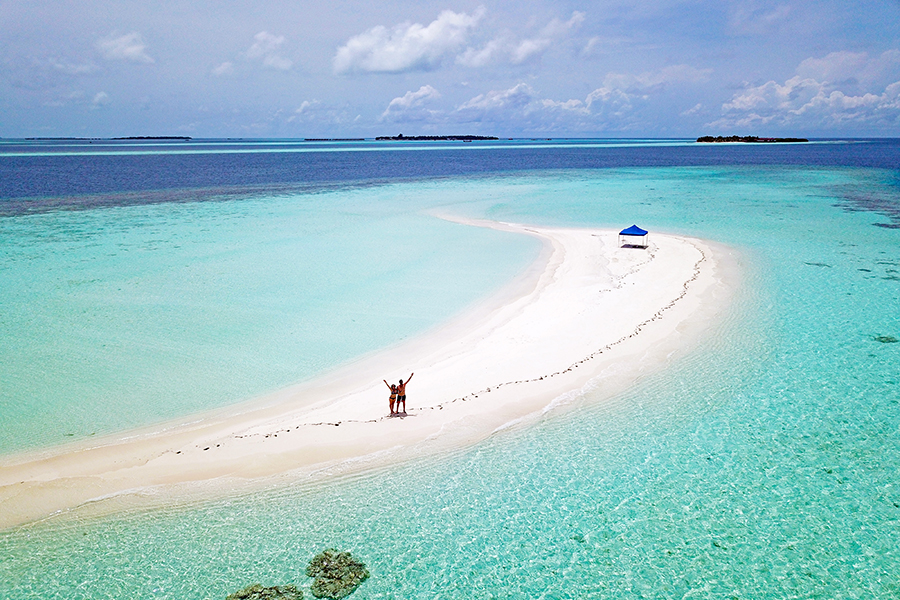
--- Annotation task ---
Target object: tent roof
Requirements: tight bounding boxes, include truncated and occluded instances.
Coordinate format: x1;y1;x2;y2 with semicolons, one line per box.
619;224;648;236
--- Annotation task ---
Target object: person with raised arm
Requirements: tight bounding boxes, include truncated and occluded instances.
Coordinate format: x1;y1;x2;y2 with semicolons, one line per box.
396;373;413;415
383;380;398;415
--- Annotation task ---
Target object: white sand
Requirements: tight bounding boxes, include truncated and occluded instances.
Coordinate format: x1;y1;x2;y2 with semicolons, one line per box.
0;218;739;529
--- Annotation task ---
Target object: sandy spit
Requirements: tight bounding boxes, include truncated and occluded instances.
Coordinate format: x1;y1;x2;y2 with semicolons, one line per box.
0;218;740;529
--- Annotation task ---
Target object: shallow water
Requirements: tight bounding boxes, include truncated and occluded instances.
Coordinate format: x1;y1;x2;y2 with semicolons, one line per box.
0;187;540;453
1;141;898;598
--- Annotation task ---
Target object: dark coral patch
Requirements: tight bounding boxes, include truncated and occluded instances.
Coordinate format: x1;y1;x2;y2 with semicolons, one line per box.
226;583;303;600
306;549;369;599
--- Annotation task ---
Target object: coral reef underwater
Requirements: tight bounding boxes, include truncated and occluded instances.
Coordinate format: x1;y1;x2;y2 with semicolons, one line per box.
306;549;370;599
226;583;303;600
226;549;369;600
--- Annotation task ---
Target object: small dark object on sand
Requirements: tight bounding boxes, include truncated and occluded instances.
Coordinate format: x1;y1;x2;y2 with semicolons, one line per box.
306;549;370;599
226;583;303;600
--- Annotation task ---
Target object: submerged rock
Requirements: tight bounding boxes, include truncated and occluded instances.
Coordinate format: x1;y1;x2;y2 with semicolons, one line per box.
226;583;303;600
306;549;370;599
875;335;899;343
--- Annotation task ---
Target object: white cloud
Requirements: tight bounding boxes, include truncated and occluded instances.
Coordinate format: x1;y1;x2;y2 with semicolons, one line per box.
295;100;317;115
381;85;442;121
509;11;583;64
585;86;634;117
96;32;153;64
246;31;292;70
541;98;588;114
247;32;284;58
285;101;357;127
457;83;536;113
458;11;584;67
681;103;704;116
334;9;583;74
334;8;484;74
582;36;603;57
449;66;706;129
541;11;585;38
448;83;608;132
369;65;708;132
48;59;97;75
580;34;636;58
602;64;712;93
711;51;900;129
212;61;234;76
263;54;293;70
91;91;110;108
578;64;710;120
510;38;552;64
728;3;792;35
384;85;441;110
212;32;293;76
456;39;505;68
796;50;900;88
796;51;869;83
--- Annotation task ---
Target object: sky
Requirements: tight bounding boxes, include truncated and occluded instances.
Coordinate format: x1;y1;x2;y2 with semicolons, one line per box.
2;0;900;138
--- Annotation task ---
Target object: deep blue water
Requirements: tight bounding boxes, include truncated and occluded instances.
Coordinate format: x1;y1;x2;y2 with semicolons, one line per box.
2;139;899;222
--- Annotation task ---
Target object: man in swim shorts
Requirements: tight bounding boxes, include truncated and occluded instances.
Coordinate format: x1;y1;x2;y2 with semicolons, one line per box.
397;373;413;414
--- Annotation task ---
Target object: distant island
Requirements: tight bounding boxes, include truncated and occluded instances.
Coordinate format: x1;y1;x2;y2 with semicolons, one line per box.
23;136;192;141
697;135;808;143
375;134;499;141
112;136;192;140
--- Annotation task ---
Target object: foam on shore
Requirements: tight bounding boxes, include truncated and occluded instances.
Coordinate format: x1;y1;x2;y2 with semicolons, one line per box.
0;218;739;529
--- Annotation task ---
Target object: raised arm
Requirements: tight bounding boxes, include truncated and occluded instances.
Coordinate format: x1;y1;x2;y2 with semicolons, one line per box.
405;373;414;384
384;379;391;390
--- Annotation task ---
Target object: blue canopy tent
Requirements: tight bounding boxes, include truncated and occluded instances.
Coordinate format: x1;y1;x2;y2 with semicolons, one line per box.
618;224;649;248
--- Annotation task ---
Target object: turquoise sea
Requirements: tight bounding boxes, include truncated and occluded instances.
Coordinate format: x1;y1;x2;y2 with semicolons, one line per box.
1;139;898;598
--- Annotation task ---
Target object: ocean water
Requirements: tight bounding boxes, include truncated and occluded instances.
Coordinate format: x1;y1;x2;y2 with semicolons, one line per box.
0;184;540;453
1;139;898;599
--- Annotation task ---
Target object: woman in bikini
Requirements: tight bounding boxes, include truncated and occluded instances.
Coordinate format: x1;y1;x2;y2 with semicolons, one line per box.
383;380;398;415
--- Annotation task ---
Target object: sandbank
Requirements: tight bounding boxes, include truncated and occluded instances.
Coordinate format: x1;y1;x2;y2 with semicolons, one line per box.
0;218;739;529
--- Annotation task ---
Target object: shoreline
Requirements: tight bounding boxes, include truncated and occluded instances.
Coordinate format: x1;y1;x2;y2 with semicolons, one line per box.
0;218;740;530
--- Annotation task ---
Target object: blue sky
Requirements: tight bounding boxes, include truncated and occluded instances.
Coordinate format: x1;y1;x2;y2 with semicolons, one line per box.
2;0;900;137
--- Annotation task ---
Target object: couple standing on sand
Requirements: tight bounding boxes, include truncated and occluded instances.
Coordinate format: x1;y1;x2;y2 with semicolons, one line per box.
384;373;413;416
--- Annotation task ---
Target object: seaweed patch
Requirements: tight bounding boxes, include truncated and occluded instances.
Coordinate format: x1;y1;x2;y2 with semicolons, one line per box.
226;583;303;600
306;549;370;599
832;183;900;229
